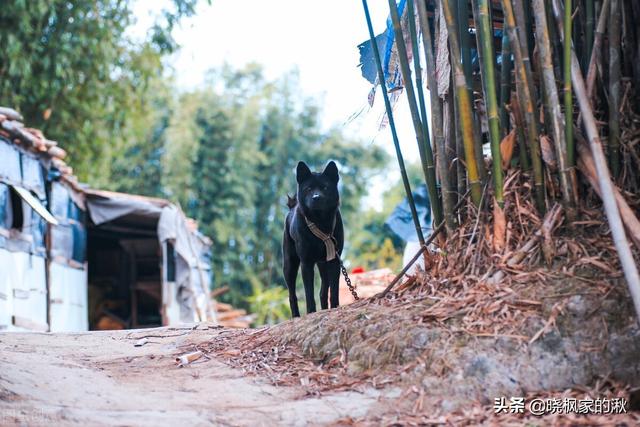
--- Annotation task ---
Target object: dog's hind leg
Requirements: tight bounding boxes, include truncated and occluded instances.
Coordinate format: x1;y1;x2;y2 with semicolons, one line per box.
284;253;300;317
283;254;300;317
318;264;330;310
283;227;301;317
301;262;317;314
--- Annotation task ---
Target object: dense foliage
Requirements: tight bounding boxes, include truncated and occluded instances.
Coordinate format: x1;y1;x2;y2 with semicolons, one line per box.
0;0;201;185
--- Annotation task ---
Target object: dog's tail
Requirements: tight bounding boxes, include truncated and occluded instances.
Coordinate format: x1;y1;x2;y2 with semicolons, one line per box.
286;194;297;209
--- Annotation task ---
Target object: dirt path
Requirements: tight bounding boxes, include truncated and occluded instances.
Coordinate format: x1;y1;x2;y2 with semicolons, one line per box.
0;324;389;426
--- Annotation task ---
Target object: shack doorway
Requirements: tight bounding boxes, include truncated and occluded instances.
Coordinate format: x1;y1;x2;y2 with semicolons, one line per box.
87;220;164;330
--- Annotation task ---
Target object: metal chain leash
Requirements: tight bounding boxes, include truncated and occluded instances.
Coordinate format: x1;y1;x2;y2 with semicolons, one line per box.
339;259;359;301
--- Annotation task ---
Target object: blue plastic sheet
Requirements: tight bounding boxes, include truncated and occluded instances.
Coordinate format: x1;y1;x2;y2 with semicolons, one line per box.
0;139;21;184
20;153;45;198
358;13;508;88
357;0;406;88
385;184;432;243
0;183;11;231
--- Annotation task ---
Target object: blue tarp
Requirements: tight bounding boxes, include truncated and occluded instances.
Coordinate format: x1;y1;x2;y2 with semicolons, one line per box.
357;0;406;88
385;184;432;243
357;11;509;87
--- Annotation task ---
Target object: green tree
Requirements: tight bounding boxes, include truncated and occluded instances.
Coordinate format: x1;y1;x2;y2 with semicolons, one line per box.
176;64;388;311
110;68;173;197
0;0;204;185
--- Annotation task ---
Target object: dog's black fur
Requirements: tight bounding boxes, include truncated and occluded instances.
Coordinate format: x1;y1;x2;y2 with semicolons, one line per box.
283;161;343;317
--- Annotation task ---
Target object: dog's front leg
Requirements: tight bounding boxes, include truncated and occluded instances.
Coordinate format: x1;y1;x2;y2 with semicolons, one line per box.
318;263;330;310
301;262;317;314
327;259;341;308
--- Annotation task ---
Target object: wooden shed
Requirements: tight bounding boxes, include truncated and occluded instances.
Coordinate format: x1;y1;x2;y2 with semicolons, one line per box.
0;107;215;332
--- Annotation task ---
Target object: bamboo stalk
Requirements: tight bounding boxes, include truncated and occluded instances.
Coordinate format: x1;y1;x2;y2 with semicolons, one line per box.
453;75;467;203
442;0;483;206
388;0;443;228
551;0;640;324
573;1;585;73
436;2;461;207
585;0;595;70
407;0;428;133
608;0;621;179
361;0;425;245
546;0;564;80
512;0;537;102
620;0;638;79
457;0;473;90
472;0;504;206
564;0;574;168
407;0;430;138
631;2;640;112
621;1;636;83
532;0;577;215
407;0;445;227
417;0;456;231
488;0;499;92
585;0;610;101
502;0;546;213
499;29;512;136
457;0;486;180
522;0;535;59
511;92;530;169
445;94;460;203
472;97;487;182
444;4;466;202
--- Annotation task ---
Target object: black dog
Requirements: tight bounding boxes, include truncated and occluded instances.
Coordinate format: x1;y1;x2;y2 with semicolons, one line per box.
283;161;343;317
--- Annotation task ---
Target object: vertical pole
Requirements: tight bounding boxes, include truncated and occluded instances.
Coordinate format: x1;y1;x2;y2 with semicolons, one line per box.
441;0;483;206
503;0;547;213
564;0;574;167
499;28;512;137
473;0;504;206
416;0;456;231
406;0;445;227
457;0;486;180
585;0;595;70
532;0;577;214
388;0;443;228
362;0;426;245
608;0;621;178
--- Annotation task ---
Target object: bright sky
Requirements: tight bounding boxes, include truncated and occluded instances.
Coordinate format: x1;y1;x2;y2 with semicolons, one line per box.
133;0;426;210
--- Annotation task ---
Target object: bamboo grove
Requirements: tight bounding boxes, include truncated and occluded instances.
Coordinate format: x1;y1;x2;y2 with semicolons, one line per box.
361;0;640;318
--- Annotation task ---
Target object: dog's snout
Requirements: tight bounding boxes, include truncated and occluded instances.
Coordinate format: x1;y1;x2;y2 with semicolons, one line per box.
312;193;321;200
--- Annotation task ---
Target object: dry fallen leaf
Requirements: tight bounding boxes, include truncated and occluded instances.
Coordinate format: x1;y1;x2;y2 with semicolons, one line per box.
540;135;557;171
500;129;517;170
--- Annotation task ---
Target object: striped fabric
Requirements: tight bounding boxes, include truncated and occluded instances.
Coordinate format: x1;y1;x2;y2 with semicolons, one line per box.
302;214;337;262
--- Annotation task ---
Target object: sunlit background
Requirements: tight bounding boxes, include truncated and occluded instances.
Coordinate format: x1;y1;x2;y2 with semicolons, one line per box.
132;0;425;210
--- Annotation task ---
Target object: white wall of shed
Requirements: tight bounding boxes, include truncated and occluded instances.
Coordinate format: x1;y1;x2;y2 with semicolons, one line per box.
0;248;48;331
49;262;88;332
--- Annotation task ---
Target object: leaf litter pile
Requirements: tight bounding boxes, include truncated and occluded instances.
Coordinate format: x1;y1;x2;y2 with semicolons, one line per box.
194;168;640;424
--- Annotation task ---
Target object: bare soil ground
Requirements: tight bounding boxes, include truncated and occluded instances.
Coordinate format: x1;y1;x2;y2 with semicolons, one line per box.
0;324;394;427
2;193;640;426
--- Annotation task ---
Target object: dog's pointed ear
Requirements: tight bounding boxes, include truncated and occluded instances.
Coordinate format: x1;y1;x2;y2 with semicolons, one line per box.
296;161;312;184
322;161;339;183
